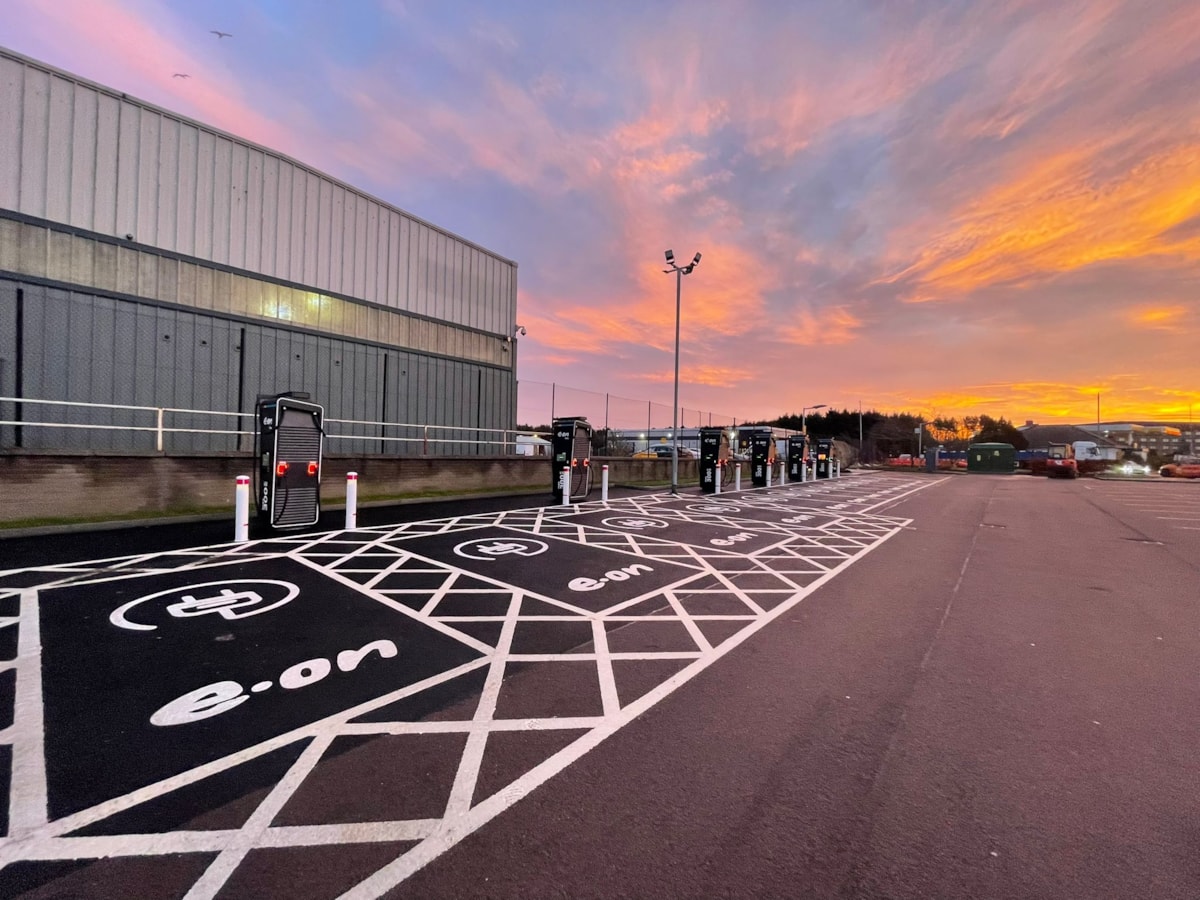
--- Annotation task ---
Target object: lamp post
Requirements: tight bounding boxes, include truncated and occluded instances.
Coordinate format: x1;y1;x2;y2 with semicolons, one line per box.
663;249;702;494
801;404;827;435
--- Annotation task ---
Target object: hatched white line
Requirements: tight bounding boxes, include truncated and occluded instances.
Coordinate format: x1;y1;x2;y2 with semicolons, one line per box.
182;733;337;900
441;594;523;820
340;516;912;899
591;619;622;716
662;588;713;653
503;652;702;663
1;475;937;889
25;657;490;843
5;815;440;863
419;570;462;616
336;716;607;737
289;554;496;657
3;589;48;845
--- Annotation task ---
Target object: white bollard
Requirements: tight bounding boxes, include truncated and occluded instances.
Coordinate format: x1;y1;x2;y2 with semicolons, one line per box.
715;461;722;495
766;463;772;489
601;464;609;502
234;475;250;542
345;471;358;530
734;462;741;492
800;459;807;482
835;459;841;478
781;462;788;485
561;467;570;506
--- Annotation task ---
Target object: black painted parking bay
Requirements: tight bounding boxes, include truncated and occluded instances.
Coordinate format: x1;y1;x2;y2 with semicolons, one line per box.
0;473;931;898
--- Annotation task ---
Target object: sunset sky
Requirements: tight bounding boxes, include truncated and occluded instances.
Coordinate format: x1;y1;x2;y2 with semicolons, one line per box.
5;0;1199;428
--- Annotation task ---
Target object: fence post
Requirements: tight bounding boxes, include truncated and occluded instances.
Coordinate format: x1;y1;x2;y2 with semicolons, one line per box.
234;476;250;541
345;472;358;529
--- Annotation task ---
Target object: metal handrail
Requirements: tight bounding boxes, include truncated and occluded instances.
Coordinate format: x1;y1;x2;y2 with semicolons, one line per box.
0;396;545;455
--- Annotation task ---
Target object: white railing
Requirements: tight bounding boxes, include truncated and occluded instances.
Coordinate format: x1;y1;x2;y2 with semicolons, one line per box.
0;396;543;456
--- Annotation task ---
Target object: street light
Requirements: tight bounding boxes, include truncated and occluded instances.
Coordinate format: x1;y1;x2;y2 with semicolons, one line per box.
801;404;827;435
663;249;702;494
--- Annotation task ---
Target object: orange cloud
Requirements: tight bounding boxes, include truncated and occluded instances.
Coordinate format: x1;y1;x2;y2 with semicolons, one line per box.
776;306;863;347
887;138;1200;300
1130;305;1187;330
632;363;752;388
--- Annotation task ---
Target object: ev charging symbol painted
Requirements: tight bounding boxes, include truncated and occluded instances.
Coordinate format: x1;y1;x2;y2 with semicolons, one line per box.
602;516;669;530
109;581;301;632
453;538;550;561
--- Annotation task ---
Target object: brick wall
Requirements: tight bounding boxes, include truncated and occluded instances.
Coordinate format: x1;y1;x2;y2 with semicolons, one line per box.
0;453;694;524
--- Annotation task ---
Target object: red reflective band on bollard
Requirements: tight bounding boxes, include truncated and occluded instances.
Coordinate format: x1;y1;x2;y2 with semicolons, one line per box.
236;476;249;484
346;472;358;480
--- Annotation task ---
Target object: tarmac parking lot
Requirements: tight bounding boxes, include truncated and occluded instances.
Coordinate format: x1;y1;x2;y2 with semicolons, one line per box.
1;471;1198;899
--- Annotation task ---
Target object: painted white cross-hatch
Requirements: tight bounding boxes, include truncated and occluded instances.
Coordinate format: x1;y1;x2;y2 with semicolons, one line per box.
0;473;935;898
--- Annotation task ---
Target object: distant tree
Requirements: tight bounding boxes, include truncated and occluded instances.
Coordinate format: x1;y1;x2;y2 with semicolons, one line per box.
973;415;1028;449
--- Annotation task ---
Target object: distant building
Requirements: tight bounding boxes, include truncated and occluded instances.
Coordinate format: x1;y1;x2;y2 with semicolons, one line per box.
1;49;518;455
1078;423;1196;458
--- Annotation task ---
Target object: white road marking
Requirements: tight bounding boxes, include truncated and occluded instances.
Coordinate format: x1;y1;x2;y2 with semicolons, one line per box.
0;473;942;897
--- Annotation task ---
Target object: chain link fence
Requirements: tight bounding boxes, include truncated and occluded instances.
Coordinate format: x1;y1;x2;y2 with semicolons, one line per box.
517;380;741;455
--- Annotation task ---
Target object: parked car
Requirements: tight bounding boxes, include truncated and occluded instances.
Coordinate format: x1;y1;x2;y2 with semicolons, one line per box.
1159;461;1200;478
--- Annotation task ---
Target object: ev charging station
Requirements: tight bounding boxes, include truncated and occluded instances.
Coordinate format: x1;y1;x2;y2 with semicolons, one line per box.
749;430;774;487
254;392;324;529
551;416;593;502
787;434;809;481
699;426;727;494
815;438;835;479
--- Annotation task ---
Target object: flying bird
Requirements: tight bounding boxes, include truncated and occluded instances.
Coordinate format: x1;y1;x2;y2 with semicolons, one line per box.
172;73;190;78
211;30;232;38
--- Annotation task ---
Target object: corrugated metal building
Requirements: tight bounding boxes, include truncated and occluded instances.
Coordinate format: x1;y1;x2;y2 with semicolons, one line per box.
0;48;518;455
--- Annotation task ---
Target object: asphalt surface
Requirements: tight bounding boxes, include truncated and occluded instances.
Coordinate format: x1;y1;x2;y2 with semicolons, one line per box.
1;472;1198;899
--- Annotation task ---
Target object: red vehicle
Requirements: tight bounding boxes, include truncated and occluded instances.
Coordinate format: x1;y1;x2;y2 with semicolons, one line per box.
1045;442;1078;478
1159;459;1200;478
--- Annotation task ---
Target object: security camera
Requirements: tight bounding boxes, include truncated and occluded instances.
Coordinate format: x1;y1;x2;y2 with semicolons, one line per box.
664;249;675;265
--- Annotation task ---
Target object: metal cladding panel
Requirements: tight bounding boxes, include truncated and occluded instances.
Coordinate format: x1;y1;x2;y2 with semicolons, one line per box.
0;57;22;210
69;85;97;226
2;51;517;336
18;64;49;219
136;112;161;246
0;282;15;448
46;74;74;224
155;116;179;252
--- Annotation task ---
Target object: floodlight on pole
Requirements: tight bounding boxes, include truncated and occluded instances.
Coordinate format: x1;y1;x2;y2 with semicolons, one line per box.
801;404;827;435
663;248;702;495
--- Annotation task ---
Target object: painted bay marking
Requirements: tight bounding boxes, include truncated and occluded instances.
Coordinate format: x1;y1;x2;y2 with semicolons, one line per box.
453;538;549;562
109;580;301;632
